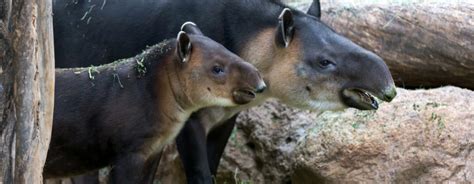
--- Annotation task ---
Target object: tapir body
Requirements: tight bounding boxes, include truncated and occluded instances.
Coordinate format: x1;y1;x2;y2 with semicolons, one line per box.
53;0;397;183
46;29;266;183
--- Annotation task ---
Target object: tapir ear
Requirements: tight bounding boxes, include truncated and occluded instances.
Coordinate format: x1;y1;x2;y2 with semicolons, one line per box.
275;8;294;48
180;21;204;35
307;0;321;18
176;31;192;63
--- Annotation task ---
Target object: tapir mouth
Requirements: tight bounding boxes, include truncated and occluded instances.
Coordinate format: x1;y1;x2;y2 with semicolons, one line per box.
341;88;379;110
232;88;256;105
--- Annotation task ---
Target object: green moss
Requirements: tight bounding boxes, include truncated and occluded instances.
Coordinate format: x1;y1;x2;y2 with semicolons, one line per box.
429;112;445;130
425;102;446;109
352;123;360;129
437;118;445;129
88;65;100;80
135;58;147;77
429;112;438;121
58;38;173;72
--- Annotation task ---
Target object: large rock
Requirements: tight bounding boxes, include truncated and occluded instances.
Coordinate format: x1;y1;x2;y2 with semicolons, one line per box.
216;86;474;183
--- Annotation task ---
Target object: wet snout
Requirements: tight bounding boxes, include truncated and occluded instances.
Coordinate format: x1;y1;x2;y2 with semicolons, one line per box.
232;61;266;105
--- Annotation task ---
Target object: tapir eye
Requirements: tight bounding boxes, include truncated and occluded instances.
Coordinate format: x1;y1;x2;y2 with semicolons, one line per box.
319;59;334;68
212;66;224;75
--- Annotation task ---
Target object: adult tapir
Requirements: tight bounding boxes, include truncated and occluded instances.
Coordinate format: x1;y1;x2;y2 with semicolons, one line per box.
53;0;397;183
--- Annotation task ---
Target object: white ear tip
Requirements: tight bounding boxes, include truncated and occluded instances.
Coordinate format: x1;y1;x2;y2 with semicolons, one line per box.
177;31;186;38
181;21;197;31
279;8;291;18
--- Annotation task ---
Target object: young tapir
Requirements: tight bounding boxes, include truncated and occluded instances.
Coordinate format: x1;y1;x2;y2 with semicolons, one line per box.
52;0;398;183
44;26;266;183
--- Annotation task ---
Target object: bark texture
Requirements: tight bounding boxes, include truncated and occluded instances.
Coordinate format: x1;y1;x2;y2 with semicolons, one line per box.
0;0;55;183
313;3;473;89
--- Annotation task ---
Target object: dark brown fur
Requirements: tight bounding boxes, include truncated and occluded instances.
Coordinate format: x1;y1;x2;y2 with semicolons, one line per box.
44;31;264;183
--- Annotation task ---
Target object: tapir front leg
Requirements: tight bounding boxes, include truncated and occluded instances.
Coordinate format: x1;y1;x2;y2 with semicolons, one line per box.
142;151;163;184
71;171;99;184
109;153;147;184
206;115;238;177
176;116;213;184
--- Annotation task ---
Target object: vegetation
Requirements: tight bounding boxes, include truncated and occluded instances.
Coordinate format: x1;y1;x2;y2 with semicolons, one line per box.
135;58;147;77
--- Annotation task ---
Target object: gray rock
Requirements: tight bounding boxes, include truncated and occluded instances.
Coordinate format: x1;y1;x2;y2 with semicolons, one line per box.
217;86;474;183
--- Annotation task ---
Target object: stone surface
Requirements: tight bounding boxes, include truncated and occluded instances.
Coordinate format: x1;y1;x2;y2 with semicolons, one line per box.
216;86;474;183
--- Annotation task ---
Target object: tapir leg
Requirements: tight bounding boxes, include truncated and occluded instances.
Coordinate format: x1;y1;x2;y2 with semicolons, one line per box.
109;153;146;184
176;116;213;184
71;171;100;184
142;151;163;184
206;115;238;176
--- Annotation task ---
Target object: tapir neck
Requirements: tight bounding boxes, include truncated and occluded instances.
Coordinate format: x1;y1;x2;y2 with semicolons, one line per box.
151;55;196;127
158;0;286;53
220;1;286;53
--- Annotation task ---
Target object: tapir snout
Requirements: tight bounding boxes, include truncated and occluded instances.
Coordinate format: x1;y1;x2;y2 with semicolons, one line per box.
340;51;397;110
231;60;267;105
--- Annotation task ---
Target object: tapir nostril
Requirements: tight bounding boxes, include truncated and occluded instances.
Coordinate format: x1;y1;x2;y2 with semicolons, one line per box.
383;86;397;102
255;82;267;93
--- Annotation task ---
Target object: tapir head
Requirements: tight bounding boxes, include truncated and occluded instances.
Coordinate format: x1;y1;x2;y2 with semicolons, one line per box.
252;2;396;111
173;22;266;108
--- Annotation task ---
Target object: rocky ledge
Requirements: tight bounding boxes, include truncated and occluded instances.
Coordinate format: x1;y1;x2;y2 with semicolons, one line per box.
213;86;473;183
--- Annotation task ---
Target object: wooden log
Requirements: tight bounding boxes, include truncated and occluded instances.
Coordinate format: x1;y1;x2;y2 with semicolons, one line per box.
0;0;55;183
312;2;474;89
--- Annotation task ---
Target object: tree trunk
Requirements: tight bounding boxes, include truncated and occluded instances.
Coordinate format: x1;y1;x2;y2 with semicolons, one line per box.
0;0;55;183
316;3;474;89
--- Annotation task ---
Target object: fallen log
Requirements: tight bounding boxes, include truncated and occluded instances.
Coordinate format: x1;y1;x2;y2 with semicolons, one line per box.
310;2;474;89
